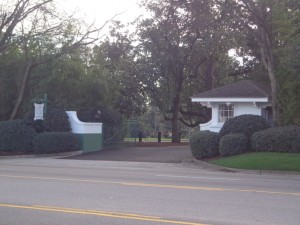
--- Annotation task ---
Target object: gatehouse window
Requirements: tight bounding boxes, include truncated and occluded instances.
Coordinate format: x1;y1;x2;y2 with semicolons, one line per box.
219;104;234;123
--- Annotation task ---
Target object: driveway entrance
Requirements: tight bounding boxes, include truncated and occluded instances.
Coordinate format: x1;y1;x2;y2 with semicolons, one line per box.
66;143;192;163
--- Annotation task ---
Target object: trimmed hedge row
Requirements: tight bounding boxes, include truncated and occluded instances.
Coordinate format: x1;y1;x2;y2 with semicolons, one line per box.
219;133;249;157
189;131;219;159
44;108;71;132
219;114;269;138
0;119;79;154
0;120;36;153
190;115;300;160
33;132;80;154
251;126;300;153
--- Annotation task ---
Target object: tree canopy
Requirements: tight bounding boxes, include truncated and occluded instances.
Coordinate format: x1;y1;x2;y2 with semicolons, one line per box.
134;0;240;142
1;0;299;143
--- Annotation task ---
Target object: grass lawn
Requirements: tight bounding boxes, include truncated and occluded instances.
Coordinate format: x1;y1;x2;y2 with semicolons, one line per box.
123;138;189;142
124;137;172;142
209;152;300;172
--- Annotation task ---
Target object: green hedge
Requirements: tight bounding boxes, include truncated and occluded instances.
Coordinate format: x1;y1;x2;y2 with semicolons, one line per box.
24;119;45;133
251;126;300;153
219;115;269;138
33;132;79;154
0;120;36;153
219;133;249;157
44;108;71;132
189;131;219;159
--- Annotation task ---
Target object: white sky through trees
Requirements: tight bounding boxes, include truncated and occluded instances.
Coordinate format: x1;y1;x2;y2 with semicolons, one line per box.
59;0;143;27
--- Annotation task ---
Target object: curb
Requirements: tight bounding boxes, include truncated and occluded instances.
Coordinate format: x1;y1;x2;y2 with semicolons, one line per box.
192;158;300;175
0;151;83;160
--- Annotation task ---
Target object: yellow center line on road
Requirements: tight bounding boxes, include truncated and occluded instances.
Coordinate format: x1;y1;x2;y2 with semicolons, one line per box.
1;174;300;196
33;205;161;219
0;203;208;225
121;182;300;196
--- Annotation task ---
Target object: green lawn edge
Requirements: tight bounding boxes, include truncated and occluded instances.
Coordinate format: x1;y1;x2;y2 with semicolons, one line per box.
209;152;300;172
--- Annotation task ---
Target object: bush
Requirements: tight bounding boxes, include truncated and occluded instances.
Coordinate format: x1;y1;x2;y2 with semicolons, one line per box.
44;108;71;132
189;131;219;159
251;126;300;153
219;133;249;157
0;120;36;153
33;132;79;154
24;118;45;133
219;114;269;138
32;119;45;133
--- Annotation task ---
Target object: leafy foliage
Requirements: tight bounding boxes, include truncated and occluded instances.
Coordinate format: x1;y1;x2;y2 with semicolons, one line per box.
219;115;269;138
136;0;238;142
89;33;146;118
23;112;46;133
33;132;80;154
218;0;300;125
189;131;219;159
0;120;36;153
219;133;249;157
44;108;71;132
0;0;109;120
1;0;299;139
251;126;300;153
30;120;45;133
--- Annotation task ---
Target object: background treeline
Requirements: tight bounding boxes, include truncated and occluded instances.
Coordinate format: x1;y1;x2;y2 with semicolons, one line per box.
0;0;299;142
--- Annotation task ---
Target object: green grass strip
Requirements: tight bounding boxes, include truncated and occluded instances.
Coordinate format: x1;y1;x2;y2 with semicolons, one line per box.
209;152;300;172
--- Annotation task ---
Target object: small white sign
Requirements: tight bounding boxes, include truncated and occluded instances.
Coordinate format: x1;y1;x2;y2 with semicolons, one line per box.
34;103;44;120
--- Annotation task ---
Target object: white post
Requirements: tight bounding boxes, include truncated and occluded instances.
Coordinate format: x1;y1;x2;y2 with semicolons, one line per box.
34;103;44;120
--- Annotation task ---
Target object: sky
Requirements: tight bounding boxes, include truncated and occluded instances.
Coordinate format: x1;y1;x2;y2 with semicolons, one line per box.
58;0;144;27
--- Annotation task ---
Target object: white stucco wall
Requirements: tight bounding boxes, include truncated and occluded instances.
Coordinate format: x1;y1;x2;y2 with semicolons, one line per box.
66;111;102;134
200;102;265;132
235;103;261;116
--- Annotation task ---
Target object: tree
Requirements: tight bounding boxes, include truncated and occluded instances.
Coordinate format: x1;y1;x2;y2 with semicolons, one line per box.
218;0;300;126
135;0;236;142
0;0;112;119
89;23;147;118
0;0;52;53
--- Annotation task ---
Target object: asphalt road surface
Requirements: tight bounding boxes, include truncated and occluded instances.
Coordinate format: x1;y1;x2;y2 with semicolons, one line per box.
67;144;193;163
0;157;300;225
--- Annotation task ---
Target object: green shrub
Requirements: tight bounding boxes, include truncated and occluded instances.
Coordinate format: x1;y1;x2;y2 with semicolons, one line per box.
44;108;71;132
0;120;36;153
219;133;249;157
219;114;269;138
33;132;79;154
24;119;45;133
189;131;219;159
32;119;45;133
251;126;300;153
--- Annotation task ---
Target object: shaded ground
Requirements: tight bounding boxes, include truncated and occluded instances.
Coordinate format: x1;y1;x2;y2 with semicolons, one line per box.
0;151;33;156
66;143;192;163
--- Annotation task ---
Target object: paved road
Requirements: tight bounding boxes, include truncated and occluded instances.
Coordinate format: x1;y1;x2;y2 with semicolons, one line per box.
0;157;300;225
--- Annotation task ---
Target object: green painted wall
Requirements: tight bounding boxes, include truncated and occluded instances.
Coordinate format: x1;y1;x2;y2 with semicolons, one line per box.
76;133;103;152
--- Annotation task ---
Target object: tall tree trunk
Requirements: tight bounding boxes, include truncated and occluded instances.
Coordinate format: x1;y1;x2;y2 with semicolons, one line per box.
171;65;184;143
204;56;214;90
266;58;279;126
171;97;180;143
258;26;279;126
9;61;33;120
236;0;281;126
